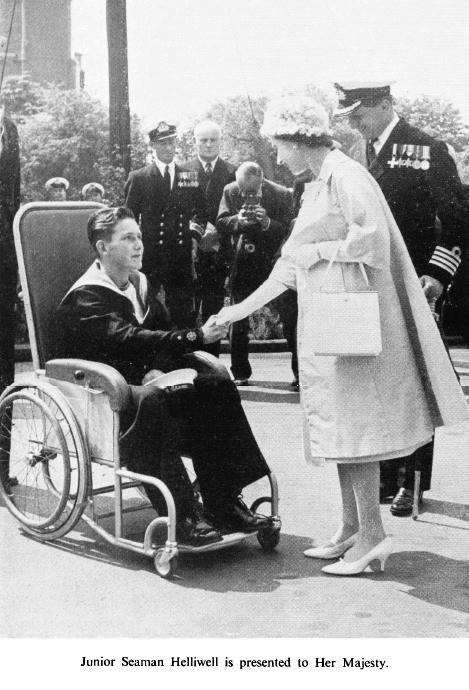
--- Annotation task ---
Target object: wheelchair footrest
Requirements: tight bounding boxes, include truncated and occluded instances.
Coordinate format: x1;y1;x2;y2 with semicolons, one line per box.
176;531;254;553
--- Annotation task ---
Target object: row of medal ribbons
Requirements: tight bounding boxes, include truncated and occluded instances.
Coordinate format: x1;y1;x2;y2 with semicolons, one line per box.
177;171;199;187
388;143;431;169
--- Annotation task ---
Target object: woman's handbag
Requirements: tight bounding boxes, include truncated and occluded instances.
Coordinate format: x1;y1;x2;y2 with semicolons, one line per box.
310;250;382;356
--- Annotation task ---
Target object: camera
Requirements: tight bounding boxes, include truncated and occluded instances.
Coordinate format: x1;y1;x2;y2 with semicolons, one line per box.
242;190;260;222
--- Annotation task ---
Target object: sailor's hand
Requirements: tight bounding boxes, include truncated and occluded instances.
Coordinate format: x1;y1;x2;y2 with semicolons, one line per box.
201;315;228;343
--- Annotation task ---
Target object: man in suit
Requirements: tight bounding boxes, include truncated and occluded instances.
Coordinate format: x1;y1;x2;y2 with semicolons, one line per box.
124;121;207;328
335;81;468;515
217;162;293;384
185;121;237;356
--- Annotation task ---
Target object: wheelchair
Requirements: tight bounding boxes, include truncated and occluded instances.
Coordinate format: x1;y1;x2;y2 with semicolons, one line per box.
0;202;281;578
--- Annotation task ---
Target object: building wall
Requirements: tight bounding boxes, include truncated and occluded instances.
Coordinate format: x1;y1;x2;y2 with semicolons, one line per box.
0;0;75;88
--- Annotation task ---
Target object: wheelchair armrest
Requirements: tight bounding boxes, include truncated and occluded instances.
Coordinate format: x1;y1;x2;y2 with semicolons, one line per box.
45;358;131;412
183;350;231;380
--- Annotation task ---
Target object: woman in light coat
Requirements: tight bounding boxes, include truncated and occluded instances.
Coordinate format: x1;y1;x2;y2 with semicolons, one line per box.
217;85;469;575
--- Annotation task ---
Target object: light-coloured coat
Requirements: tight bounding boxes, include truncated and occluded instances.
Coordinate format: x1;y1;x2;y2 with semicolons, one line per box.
269;149;469;465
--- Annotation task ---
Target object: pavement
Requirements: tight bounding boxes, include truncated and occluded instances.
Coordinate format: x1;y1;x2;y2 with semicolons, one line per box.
1;351;469;638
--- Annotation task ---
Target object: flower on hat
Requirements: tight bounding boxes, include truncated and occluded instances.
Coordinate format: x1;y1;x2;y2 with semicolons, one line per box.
261;82;338;139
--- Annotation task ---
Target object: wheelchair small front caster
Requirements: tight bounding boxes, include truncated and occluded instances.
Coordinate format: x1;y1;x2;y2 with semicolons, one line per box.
154;547;178;578
257;524;280;552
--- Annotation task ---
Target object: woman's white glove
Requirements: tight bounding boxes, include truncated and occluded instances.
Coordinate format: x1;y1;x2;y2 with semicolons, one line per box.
216;279;288;325
215;303;246;325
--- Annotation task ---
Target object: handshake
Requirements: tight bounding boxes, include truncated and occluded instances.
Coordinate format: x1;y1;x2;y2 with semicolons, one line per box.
201;306;242;342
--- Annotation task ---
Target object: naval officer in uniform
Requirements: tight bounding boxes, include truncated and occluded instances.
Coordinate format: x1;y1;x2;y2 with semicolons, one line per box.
335;80;467;515
124;122;207;328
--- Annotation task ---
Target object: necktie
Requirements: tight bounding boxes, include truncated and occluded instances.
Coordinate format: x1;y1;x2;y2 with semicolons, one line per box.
366;139;377;167
163;165;171;194
205;162;212;176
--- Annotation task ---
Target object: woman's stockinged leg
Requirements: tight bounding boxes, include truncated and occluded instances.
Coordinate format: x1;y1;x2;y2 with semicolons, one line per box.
333;464;359;542
342;461;386;562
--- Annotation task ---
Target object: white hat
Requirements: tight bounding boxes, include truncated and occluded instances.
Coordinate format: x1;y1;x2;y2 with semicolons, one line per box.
261;83;338;139
45;177;69;191
82;182;104;197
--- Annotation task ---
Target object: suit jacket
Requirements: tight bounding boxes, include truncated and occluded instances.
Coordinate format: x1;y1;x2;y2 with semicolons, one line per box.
57;261;205;385
124;162;207;290
354;118;467;285
216;179;293;292
185;156;236;225
0;116;21;272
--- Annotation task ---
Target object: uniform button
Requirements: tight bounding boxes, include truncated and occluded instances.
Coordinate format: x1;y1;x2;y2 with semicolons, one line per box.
160;231;164;236
178;240;183;245
180;214;183;218
160;222;164;227
158;240;163;244
177;335;182;340
178;232;182;236
179;223;183;227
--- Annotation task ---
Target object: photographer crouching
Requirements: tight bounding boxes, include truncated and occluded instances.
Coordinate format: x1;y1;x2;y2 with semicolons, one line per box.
216;162;293;384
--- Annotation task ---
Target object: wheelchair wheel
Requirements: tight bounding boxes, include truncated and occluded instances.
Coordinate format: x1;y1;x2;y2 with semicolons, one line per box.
154;547;178;579
0;387;89;540
250;497;281;552
257;525;281;552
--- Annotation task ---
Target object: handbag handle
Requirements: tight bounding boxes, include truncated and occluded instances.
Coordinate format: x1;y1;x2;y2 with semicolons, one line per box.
319;244;369;291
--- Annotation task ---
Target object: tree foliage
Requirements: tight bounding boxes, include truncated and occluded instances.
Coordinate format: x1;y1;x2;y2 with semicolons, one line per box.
1;78;147;204
0;75;45;119
396;94;469;152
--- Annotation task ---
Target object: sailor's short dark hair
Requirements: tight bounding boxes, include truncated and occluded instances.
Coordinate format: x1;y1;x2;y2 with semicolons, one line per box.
87;206;135;252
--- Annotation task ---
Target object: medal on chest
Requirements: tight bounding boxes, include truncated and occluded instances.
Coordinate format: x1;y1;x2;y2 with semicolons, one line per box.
177;171;199;188
387;142;431;170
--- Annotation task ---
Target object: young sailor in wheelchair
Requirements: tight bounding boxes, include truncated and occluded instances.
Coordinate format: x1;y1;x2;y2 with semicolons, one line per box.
56;206;271;547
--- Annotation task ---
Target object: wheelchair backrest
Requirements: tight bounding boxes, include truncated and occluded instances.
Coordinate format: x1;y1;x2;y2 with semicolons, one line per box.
14;202;104;369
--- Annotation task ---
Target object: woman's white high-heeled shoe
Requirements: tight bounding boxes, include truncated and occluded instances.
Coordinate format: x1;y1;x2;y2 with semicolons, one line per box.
303;533;357;559
321;538;393;575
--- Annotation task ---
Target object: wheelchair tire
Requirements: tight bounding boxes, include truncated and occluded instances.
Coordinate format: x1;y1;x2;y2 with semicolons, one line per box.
0;387;89;540
154;547;178;579
249;497;281;551
257;525;280;552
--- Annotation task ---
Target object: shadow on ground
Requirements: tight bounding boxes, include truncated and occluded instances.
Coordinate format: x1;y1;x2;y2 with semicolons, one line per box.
381;551;469;616
17;515;469;617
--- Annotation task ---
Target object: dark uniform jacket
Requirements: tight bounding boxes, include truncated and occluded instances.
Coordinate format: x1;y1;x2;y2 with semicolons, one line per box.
124;162;207;292
216;179;293;293
357;118;467;286
57;261;204;386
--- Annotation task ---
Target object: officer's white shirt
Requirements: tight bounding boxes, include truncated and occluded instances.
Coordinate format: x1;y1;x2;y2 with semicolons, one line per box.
198;155;219;173
154;157;176;189
373;112;400;154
